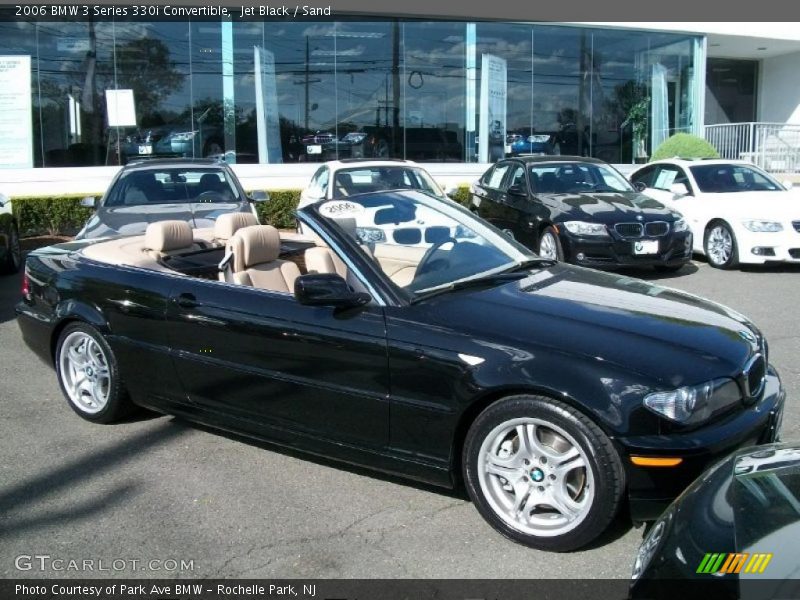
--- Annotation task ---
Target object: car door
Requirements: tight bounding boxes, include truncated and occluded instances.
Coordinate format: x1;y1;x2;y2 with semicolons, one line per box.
500;162;541;249
163;276;390;449
471;161;515;234
639;164;694;208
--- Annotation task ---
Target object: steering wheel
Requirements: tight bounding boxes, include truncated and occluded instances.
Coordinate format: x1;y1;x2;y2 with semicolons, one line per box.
195;190;225;203
415;236;458;277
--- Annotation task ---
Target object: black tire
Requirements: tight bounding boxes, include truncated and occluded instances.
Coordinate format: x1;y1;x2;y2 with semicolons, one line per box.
54;322;134;424
537;226;564;261
704;220;739;269
1;222;21;275
653;264;684;274
463;395;624;552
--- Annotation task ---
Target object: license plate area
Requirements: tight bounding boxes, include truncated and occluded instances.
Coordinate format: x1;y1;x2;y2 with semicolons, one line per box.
633;240;659;255
138;144;153;155
307;145;322;155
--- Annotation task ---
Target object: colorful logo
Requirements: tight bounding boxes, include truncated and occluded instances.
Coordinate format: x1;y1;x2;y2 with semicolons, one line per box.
696;552;773;575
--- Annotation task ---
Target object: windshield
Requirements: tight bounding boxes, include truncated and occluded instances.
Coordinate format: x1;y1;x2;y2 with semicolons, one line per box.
105;168;241;206
331;166;444;199
305;190;534;296
530;162;634;194
690;164;784;193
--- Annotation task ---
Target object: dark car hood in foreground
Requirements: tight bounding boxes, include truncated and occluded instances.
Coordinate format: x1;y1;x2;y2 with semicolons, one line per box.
77;202;246;239
541;191;678;223
429;263;759;386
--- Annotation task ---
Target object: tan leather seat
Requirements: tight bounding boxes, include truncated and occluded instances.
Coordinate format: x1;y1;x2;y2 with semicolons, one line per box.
215;213;260;281
229;225;300;293
214;212;259;244
144;220;195;260
305;247;348;278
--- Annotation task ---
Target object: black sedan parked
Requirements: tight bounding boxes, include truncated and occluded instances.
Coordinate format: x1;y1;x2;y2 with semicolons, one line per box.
631;443;799;600
17;189;783;551
471;156;693;271
76;158;267;240
0;193;21;275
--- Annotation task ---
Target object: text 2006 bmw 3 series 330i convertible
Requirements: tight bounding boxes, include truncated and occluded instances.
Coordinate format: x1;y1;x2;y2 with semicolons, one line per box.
16;189;785;551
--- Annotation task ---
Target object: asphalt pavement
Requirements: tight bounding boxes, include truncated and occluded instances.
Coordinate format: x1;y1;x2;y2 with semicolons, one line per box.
0;259;798;579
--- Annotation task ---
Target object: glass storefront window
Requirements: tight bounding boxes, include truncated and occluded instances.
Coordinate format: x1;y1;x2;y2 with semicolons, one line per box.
1;19;703;168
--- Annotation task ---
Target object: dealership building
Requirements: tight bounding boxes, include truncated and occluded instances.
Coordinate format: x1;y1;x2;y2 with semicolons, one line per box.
1;15;799;193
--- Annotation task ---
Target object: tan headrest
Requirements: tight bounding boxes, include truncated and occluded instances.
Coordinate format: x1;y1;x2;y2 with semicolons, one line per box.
231;225;281;270
214;212;258;241
144;220;193;252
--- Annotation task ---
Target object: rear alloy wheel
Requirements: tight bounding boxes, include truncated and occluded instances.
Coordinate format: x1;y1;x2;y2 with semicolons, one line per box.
704;221;739;269
538;227;563;261
463;395;624;551
55;323;134;423
1;223;21;274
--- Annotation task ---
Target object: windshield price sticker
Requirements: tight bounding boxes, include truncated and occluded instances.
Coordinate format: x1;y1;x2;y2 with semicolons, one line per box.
319;200;365;218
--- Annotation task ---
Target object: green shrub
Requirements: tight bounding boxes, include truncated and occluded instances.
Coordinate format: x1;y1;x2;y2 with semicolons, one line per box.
651;133;720;162
12;195;96;237
250;189;301;230
450;185;471;208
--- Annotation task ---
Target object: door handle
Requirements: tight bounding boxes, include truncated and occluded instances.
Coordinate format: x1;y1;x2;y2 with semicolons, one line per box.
174;293;199;309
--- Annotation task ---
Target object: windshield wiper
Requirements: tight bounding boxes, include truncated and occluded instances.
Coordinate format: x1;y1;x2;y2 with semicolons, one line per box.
412;271;530;302
506;258;558;271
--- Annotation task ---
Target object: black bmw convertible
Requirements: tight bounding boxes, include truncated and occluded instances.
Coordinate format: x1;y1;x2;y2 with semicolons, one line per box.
471;156;693;271
16;189;783;551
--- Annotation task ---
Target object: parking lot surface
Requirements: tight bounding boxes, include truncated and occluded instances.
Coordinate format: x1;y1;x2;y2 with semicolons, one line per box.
0;259;798;579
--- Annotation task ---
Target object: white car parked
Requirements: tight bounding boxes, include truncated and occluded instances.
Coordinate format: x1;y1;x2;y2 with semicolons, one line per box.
298;159;458;246
630;159;799;269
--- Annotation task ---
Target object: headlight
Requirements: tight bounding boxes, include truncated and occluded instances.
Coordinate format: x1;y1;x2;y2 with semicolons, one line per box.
672;218;689;232
742;220;783;232
356;227;386;244
631;511;671;580
170;131;197;141
643;378;741;424
563;221;609;237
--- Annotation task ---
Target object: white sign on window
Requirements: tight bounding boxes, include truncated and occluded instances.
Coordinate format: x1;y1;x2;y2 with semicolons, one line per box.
0;56;33;169
478;54;507;164
105;89;137;127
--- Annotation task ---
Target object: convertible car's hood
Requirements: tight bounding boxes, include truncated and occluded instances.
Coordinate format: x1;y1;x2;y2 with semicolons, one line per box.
436;264;759;386
543;192;678;223
77;202;245;239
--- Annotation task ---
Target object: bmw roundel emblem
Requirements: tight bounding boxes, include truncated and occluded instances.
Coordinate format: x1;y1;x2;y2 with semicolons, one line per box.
636;215;643;221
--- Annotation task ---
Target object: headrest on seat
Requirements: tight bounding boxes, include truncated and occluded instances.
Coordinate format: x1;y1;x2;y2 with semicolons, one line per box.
144;220;193;252
231;225;281;269
214;212;259;241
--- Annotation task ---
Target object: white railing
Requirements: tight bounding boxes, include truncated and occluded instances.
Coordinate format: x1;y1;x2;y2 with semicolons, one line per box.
704;122;800;173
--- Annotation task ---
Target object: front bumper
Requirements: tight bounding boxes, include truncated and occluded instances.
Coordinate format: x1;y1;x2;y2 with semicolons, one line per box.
622;366;785;521
560;229;693;268
732;225;800;264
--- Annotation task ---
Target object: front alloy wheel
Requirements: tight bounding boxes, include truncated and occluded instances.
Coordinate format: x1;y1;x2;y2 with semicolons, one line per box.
704;222;738;269
538;227;562;261
463;395;624;551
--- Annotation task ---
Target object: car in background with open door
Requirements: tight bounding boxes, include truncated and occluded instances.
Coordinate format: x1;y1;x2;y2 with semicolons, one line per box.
630;159;800;269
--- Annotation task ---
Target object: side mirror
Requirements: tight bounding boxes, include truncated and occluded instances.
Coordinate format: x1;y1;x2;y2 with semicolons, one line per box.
633;181;647;193
250;190;270;202
669;182;690;197
782;179;794;190
294;273;371;308
507;184;527;197
0;193;8;207
80;196;97;208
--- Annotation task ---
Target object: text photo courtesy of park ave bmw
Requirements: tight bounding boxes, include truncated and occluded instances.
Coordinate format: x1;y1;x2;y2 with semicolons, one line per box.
2;0;800;598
